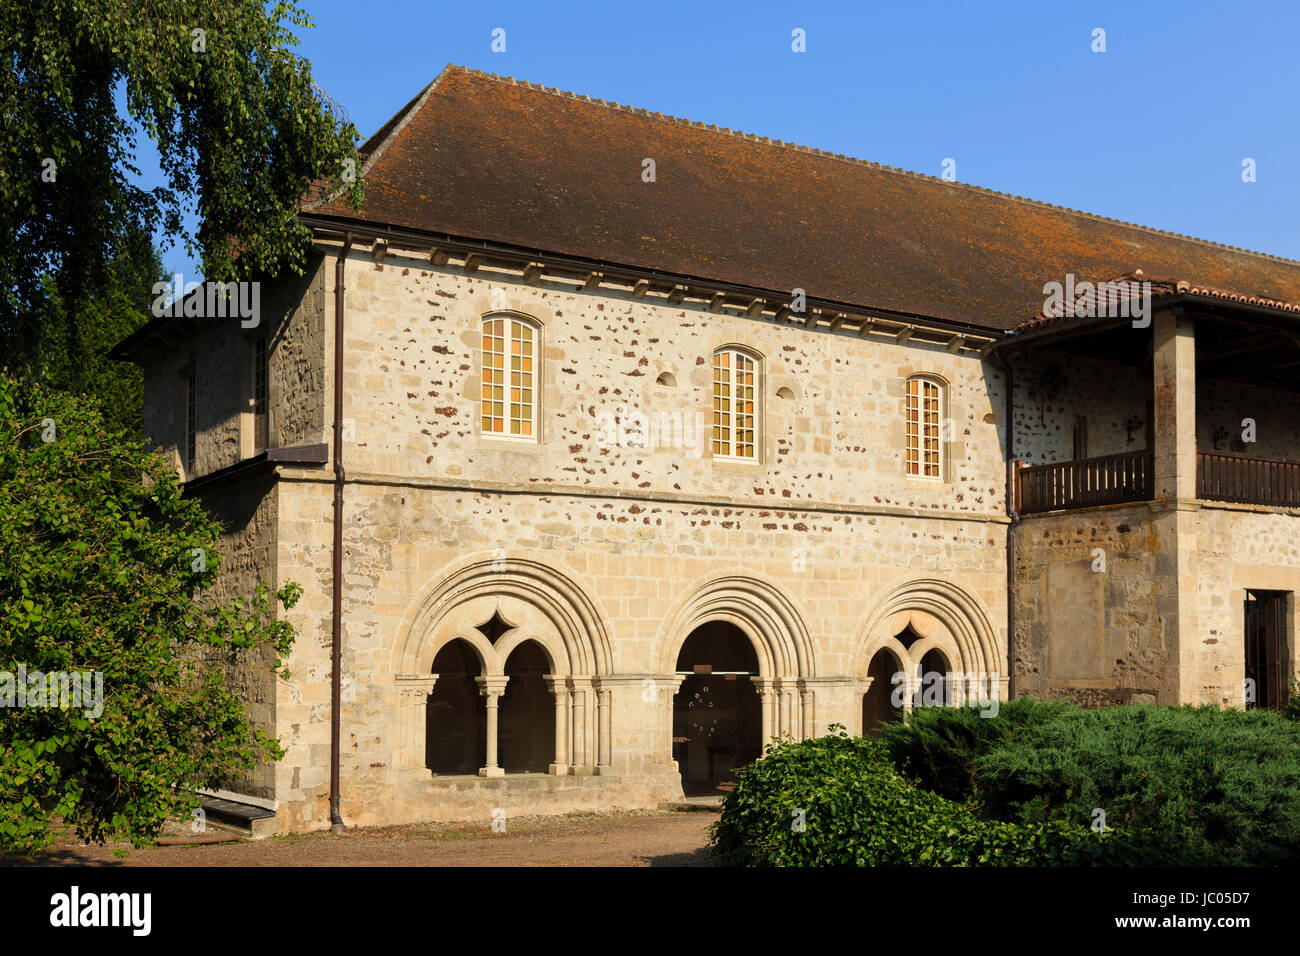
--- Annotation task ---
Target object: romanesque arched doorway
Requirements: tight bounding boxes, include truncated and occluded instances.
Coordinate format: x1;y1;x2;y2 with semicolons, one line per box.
673;621;763;796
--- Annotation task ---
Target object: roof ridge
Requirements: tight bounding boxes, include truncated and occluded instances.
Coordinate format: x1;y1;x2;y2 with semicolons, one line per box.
434;64;1300;273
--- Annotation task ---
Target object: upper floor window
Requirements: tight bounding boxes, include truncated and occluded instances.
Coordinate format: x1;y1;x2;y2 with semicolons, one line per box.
905;375;943;479
185;371;197;477
252;336;268;454
481;315;537;439
712;347;758;460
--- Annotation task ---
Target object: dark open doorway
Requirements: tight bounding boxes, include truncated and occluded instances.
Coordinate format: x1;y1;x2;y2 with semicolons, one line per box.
1245;590;1289;710
499;641;554;773
426;639;486;774
673;622;762;796
861;648;904;735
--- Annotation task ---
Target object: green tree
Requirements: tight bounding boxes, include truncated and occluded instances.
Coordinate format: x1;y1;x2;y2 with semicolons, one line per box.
1;0;361;394
20;226;165;436
0;372;300;853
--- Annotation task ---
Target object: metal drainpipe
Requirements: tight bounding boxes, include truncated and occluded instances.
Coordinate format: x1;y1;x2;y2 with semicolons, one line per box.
330;232;353;834
991;348;1018;699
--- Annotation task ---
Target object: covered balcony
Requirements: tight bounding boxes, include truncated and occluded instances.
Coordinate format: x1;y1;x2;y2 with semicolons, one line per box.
1000;282;1300;515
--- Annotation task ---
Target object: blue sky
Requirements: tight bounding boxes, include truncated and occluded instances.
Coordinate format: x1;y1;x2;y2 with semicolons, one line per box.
149;0;1300;279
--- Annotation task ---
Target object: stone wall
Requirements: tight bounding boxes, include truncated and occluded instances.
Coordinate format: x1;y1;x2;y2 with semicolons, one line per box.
1197;378;1300;459
259;242;1011;832
1014;502;1179;705
1195;502;1300;706
1009;351;1148;465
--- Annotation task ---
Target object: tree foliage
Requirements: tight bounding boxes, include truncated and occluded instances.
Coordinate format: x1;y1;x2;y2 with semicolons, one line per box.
1;0;361;384
0;372;300;853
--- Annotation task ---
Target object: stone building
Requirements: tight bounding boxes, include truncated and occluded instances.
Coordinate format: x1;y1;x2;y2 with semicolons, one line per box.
112;65;1300;833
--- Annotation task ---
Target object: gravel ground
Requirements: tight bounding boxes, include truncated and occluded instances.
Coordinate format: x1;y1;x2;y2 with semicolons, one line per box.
5;808;721;867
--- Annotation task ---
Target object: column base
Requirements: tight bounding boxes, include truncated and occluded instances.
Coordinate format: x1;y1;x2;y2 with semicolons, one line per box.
548;763;569;776
478;766;505;778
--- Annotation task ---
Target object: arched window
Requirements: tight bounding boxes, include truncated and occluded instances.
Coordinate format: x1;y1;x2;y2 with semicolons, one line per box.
905;375;943;479
712;347;759;460
481;315;538;439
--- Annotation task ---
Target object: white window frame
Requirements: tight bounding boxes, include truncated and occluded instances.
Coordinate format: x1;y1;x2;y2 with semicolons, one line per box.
711;347;760;462
480;313;540;442
905;375;944;480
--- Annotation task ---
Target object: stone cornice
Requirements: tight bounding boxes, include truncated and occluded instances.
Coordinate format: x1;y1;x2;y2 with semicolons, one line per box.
276;470;1010;526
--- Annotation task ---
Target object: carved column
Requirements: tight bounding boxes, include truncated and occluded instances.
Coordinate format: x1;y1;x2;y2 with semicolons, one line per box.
779;682;797;741
595;681;613;773
663;674;686;770
395;674;438;770
752;677;775;752
475;675;509;777
798;681;814;741
570;676;593;774
544;675;570;775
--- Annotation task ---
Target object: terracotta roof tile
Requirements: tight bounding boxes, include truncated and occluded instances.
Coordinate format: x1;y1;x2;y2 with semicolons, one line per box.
308;65;1300;332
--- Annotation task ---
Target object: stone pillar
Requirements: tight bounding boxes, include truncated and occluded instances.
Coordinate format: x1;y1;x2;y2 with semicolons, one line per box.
395;674;438;770
752;677;775;752
663;674;686;770
798;681;815;740
779;682;797;741
476;675;509;777
569;676;593;774
1152;307;1197;501
596;683;613;773
544;675;569;776
1152;306;1201;702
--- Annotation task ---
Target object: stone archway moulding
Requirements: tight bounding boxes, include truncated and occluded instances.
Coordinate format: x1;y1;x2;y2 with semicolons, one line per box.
653;573;818;753
853;577;1007;718
392;555;613;776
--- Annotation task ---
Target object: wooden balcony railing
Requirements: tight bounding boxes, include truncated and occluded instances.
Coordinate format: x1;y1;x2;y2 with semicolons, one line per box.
1017;449;1154;515
1197;450;1300;508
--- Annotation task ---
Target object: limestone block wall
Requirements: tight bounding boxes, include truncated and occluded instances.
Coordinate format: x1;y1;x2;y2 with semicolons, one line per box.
266;258;328;451
1014;503;1179;704
320;246;1007;516
139;259;327;479
270;462;1008;830
196;477;281;799
1009;351;1148;464
1195;503;1300;707
140;318;248;477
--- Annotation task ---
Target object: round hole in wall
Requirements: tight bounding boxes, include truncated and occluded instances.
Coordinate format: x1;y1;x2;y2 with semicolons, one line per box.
656;371;677;387
776;386;795;400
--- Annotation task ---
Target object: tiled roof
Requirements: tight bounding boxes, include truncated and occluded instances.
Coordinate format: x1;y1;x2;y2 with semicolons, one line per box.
1014;272;1300;334
308;65;1300;333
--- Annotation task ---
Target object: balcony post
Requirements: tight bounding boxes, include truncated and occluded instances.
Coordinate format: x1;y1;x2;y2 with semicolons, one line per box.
1152;307;1197;501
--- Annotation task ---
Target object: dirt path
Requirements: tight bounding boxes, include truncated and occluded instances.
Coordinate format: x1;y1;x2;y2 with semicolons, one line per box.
9;809;720;867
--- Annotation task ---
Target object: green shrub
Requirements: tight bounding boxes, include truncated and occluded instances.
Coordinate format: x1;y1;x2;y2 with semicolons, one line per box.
972;704;1300;865
876;697;1070;802
708;727;1199;866
880;701;1300;866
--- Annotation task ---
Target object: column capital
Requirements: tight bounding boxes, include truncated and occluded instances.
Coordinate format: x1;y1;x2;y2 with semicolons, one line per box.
475;675;509;699
543;674;569;695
